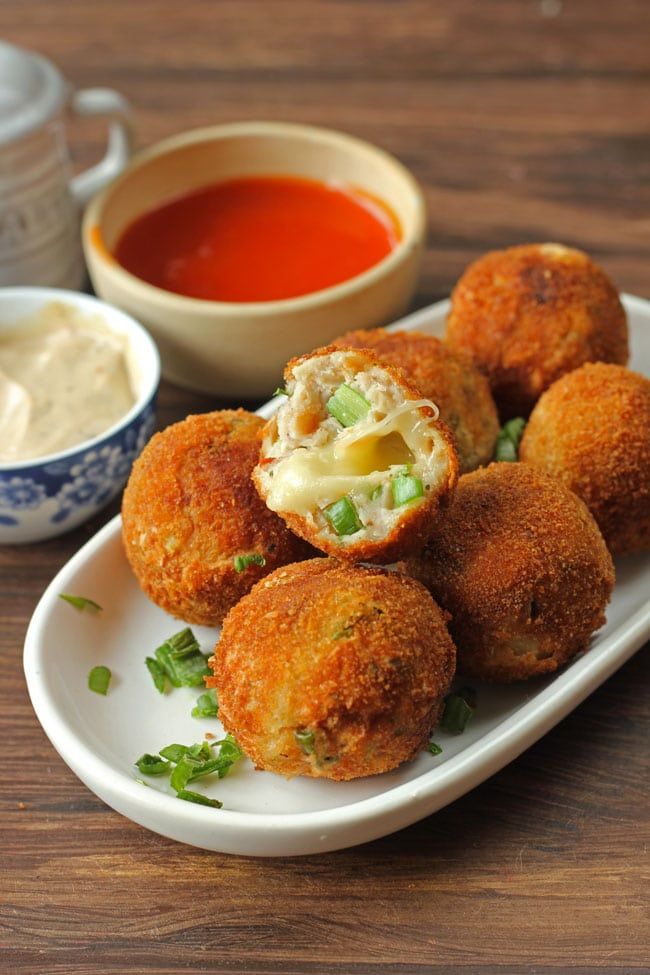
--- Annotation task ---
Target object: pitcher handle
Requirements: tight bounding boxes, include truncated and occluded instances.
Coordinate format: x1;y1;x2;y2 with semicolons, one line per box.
69;88;133;207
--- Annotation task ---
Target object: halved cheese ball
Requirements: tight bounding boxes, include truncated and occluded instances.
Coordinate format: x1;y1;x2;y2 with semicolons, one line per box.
253;346;458;562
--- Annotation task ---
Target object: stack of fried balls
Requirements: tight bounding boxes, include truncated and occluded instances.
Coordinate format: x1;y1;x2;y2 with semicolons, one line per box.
122;242;649;782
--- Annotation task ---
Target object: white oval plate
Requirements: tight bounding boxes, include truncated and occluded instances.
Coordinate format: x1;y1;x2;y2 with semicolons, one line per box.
24;296;650;856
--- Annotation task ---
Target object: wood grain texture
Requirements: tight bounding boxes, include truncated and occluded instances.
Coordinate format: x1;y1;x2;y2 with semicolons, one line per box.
1;1;648;972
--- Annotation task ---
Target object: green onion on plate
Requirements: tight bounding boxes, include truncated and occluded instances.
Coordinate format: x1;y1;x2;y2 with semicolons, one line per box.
59;593;102;613
153;628;210;689
441;688;476;734
134;753;170;776
191;688;219;719
88;665;111;695
145;656;166;694
176;789;223;808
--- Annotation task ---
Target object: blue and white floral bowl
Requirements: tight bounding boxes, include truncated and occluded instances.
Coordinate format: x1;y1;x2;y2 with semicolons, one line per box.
0;288;160;544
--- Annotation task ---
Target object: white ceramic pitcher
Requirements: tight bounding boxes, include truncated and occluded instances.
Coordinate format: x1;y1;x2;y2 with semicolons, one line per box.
0;41;132;289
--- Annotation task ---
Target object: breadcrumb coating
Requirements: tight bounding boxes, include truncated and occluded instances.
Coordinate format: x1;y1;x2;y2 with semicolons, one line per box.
122;410;312;626
520;363;650;555
208;559;456;780
331;328;499;472
446;243;628;418
402;463;614;682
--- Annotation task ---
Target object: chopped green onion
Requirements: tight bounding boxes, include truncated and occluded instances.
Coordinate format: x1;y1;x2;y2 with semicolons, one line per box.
169;739;242;789
295;729;316;755
233;553;266;573
189;741;213;761
427;741;443;756
323;496;363;536
191;688;219;719
332;606;384;640
176;789;223;808
159;742;210;764
154;642;182;688
159;743;190;763
173;653;211;687
458;685;477;708
134;737;243;807
186;758;224;782
218;733;243;760
203;735;243;780
391;473;424;507
154;628;210;688
495;417;526;462
59;593;102;613
170;753;201;792
370;484;383;501
441;689;475;734
166;627;201;659
145;656;166;694
326;384;371;427
273;386;288;397
185;757;225;782
135;753;170;776
88;665;111;695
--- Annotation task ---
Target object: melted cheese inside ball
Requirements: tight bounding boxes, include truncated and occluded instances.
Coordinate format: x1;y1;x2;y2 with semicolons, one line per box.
265;399;438;516
257;351;453;546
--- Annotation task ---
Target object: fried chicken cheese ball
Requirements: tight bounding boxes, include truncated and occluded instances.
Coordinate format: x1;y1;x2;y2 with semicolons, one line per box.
122;410;312;626
253;346;458;562
520;363;650;555
446;243;629;418
331;328;499;473
403;463;614;682
208;559;456;780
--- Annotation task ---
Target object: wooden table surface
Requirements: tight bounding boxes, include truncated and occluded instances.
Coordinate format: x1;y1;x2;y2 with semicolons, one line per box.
1;2;648;972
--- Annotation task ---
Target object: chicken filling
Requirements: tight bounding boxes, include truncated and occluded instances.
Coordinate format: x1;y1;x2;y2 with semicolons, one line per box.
258;352;452;545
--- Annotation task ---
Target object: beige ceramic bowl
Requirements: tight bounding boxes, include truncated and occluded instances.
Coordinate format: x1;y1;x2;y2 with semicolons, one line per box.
82;121;426;398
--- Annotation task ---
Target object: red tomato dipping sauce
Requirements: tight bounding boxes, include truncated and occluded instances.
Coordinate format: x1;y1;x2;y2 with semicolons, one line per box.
114;176;401;302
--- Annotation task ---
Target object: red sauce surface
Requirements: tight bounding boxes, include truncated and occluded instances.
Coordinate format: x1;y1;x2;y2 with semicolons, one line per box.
114;176;400;302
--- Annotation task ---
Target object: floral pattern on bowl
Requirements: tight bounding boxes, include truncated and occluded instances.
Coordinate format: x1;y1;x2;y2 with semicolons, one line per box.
0;398;156;543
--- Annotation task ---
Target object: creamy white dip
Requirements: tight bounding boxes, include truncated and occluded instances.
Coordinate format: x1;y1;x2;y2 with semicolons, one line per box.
0;302;136;462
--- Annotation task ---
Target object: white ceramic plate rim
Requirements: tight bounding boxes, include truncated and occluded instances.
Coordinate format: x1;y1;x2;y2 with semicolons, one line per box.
23;294;650;854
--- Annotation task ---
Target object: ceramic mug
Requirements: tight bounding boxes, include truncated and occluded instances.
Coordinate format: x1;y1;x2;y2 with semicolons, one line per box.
0;41;132;290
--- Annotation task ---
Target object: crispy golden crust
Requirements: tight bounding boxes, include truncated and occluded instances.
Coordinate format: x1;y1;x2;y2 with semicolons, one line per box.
445;243;629;419
121;410;312;626
520;363;650;555
253;345;459;563
208;559;456;780
332;328;499;472
283;342;423;394
402;463;614;682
